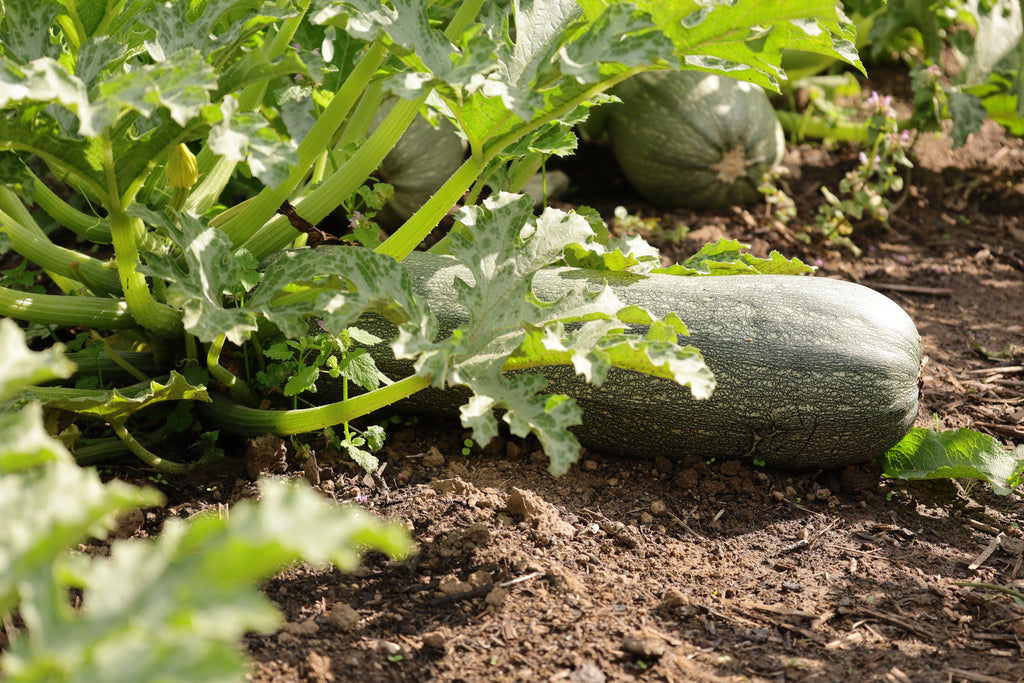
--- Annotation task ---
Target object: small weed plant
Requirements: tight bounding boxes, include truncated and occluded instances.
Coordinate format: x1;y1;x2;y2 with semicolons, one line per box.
815;90;913;252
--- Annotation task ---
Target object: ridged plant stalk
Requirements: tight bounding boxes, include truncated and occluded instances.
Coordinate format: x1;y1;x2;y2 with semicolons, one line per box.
102;132;183;338
201;373;431;435
30;175;112;243
0;187;121;296
230;0;486;259
0;286;133;328
188;0;312;215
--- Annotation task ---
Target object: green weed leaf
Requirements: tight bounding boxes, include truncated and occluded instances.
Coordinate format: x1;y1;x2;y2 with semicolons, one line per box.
948;91;988;148
881;428;1024;495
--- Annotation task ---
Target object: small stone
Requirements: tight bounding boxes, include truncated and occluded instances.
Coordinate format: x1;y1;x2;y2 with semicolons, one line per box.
772;490;786;501
423;446;445;467
281;617;319;636
304;651;334;683
649;500;668;516
720;460;742;476
245;434;288;479
675;468;700;490
468;569;493;587
438;575;473;596
571;661;607;683
421;631;447;650
621;629;667;658
112;508;145;539
379;641;402;656
485;586;509;606
583;459;599;471
640;511;654;524
660;587;689;609
328;602;360;632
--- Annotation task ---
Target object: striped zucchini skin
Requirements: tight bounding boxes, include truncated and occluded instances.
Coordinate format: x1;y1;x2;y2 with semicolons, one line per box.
607;70;785;210
339;250;921;470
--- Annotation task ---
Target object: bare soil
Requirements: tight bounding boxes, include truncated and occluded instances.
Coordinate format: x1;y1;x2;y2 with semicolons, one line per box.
48;77;1024;681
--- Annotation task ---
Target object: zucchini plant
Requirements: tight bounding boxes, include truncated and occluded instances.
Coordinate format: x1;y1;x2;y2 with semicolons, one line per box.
0;0;864;477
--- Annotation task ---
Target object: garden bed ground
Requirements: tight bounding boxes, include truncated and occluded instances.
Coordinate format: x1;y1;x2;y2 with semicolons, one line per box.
94;86;1024;680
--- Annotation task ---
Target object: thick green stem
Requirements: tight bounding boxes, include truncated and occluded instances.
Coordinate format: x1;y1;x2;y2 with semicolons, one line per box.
111;421;194;473
189;0;311;214
445;0;484;37
221;40;390;248
376;157;482;260
241;93;425;259
381;69;644;262
31;175;112;243
0;285;134;328
100;132;182;337
0;188;122;296
201;373;431;435
108;209;183;336
776;109;869;142
71;438;133;466
206;334;260;407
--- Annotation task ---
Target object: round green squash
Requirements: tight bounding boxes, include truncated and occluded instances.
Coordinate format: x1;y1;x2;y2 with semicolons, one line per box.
325;249;921;471
607;70;785;210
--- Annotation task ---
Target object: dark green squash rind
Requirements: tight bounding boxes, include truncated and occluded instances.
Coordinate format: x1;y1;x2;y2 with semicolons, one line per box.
335;250;921;471
607;70;785;209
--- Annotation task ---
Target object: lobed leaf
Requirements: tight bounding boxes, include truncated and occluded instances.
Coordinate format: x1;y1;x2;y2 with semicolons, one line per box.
655;238;815;276
0;478;409;682
642;0;863;90
137;207;260;344
207;97;299;188
42;371;210;424
250;246;437;346
0;319;76;401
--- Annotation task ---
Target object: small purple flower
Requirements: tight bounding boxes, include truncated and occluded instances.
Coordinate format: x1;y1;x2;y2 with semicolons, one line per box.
317;320;328;331
858;152;881;166
865;91;895;118
348;211;363;230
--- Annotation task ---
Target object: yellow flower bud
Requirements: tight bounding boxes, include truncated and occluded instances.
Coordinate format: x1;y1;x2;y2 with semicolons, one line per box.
168;143;198;190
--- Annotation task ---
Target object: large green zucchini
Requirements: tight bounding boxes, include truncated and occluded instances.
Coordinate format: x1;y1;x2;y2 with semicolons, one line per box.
341;250;921;470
